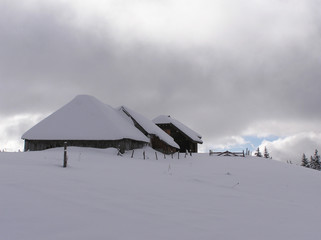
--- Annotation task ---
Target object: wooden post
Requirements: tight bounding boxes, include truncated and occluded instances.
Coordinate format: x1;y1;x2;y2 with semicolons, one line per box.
63;142;67;168
155;152;158;160
178;151;179;159
164;154;166;159
143;151;145;160
131;150;135;158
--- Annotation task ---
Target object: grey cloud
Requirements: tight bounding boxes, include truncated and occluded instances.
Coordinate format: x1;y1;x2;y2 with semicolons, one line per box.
1;0;321;151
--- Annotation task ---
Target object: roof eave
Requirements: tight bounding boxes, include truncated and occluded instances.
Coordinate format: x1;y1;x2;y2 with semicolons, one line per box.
158;122;203;144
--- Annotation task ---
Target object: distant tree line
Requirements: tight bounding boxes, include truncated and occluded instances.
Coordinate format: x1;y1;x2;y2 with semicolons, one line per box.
301;150;321;171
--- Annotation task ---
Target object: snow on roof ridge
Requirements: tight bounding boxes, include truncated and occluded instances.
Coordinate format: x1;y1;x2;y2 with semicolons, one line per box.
22;95;149;142
153;115;203;143
119;106;180;149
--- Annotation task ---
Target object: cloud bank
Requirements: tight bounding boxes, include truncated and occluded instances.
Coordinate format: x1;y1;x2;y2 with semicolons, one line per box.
1;0;321;157
260;132;321;163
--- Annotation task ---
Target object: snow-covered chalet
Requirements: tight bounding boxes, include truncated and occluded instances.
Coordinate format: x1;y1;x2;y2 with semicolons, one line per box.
22;95;181;153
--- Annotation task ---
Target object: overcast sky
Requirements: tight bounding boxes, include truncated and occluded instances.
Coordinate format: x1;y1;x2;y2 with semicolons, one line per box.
1;0;321;162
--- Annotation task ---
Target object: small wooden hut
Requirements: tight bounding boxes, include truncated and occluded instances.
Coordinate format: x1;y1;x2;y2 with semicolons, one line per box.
153;115;203;153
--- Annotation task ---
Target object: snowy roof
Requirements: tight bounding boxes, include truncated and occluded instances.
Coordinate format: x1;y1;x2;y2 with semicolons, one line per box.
119;106;180;149
153;115;203;144
22;95;149;142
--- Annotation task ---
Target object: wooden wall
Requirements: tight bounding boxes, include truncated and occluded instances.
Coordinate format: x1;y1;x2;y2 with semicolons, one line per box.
24;139;147;153
150;134;178;154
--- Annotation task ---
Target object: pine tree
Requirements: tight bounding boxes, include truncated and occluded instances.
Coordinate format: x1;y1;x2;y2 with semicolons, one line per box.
313;149;320;170
264;146;270;158
310;156;316;169
255;147;262;157
301;153;309;168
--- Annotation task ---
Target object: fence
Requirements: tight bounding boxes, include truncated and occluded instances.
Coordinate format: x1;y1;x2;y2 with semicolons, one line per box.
209;150;245;157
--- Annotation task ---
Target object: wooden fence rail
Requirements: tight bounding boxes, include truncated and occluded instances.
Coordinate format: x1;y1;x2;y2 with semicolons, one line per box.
209;150;245;157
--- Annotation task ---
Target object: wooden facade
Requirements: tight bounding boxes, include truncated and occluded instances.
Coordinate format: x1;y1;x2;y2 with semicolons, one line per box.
156;123;199;153
24;139;147;153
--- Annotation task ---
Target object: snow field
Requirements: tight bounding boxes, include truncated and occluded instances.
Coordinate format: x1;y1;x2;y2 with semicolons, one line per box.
1;147;321;240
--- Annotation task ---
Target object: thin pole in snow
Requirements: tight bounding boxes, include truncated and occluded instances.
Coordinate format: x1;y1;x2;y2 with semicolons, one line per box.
63;142;68;168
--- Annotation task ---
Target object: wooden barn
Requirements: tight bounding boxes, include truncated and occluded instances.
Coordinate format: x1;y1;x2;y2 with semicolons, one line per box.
22;95;149;153
119;106;180;154
153;115;203;153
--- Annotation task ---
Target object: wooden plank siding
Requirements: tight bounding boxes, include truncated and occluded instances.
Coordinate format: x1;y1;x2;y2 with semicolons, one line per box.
149;134;177;154
24;139;148;153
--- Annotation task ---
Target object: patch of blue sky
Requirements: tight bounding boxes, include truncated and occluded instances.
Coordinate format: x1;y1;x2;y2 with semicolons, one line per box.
214;135;279;153
244;135;279;149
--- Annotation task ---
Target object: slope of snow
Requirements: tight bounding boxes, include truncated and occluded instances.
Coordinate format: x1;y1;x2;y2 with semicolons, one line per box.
153;115;203;143
119;106;180;149
1;147;321;240
22;95;149;142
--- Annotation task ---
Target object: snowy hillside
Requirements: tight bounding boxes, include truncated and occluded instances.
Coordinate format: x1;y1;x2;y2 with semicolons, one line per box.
1;148;321;240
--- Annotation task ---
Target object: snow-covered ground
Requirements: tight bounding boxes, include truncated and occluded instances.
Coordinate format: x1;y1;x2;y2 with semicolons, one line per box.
1;147;320;240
